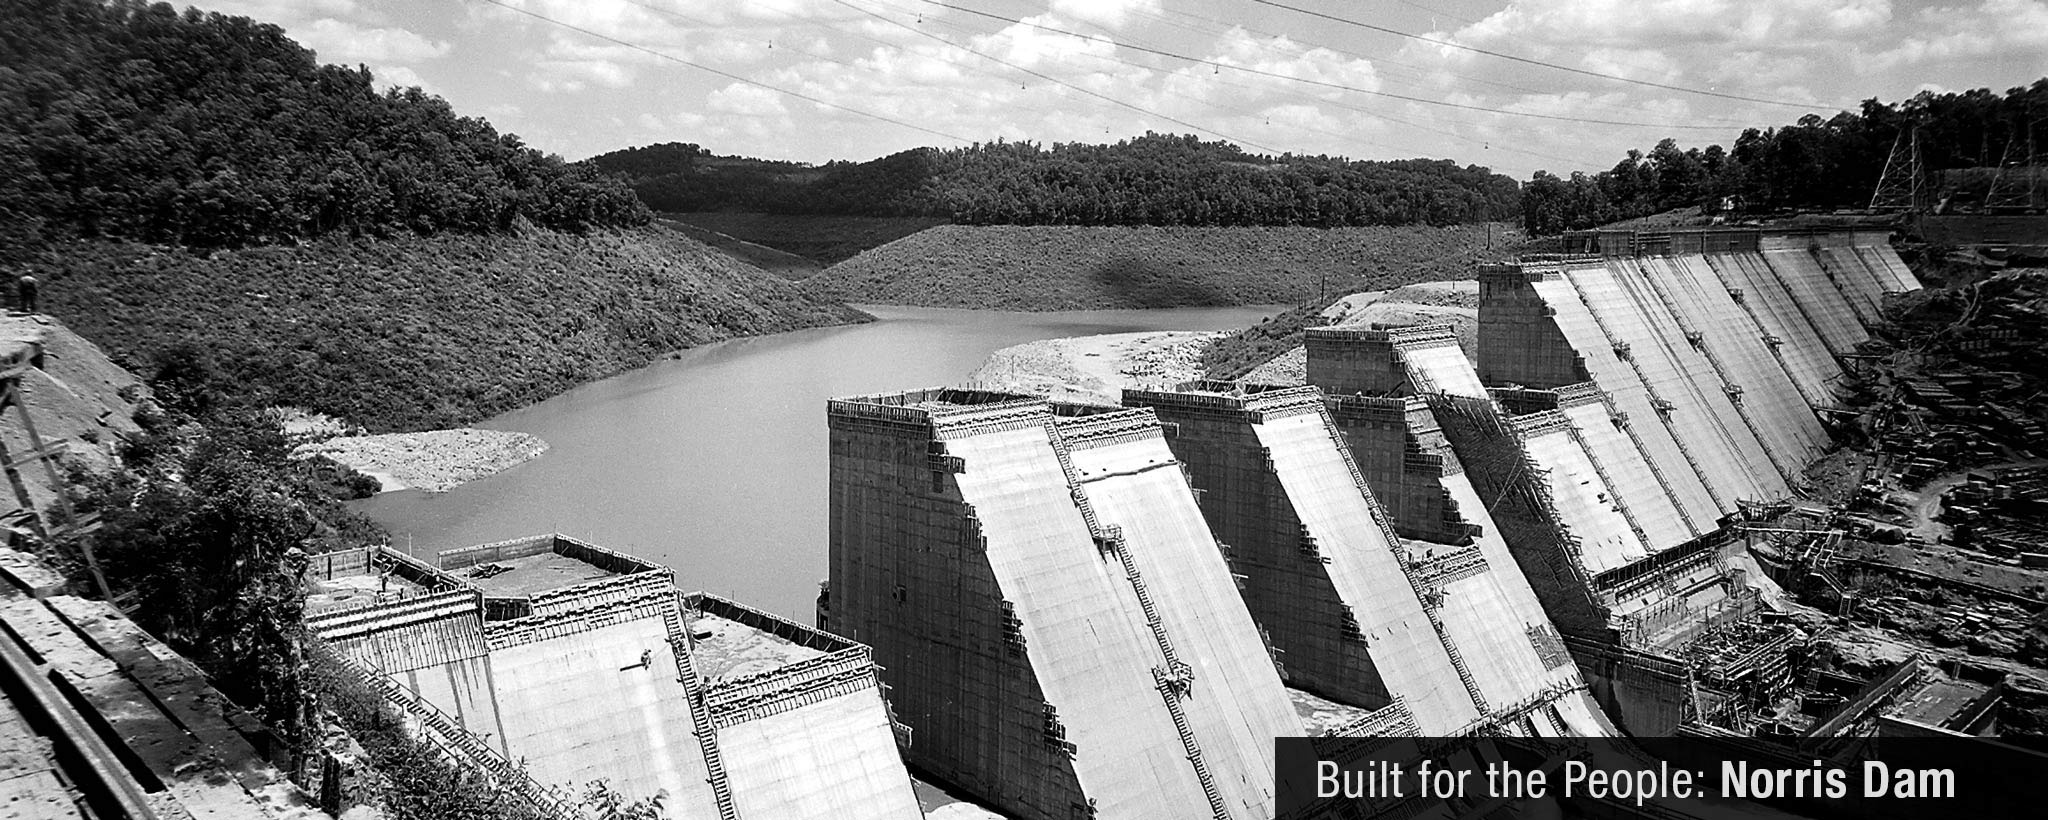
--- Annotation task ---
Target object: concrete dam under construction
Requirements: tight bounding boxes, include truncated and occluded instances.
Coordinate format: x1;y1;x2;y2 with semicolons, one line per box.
299;227;1933;819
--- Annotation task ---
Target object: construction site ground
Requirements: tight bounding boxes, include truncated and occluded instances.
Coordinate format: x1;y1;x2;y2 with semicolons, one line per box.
304;571;425;615
1289;687;1376;736
687;610;827;681
458;551;617;597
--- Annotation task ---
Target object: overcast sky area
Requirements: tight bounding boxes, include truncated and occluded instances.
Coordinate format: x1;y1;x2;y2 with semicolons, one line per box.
193;0;2048;178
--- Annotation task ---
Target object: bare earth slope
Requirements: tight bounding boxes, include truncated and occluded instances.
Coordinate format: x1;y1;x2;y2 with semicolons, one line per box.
39;225;867;432
0;315;150;509
805;223;1518;310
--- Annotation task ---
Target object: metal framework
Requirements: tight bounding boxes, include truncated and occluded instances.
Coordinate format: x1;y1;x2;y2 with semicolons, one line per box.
1869;126;1923;212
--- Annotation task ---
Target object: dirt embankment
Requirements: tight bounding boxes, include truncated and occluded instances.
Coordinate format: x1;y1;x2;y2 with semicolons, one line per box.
1218;281;1481;384
0;315;151;509
968;331;1220;405
967;281;1482;400
806;223;1520;311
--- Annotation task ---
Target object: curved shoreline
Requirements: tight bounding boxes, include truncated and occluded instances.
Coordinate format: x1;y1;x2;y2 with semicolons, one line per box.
296;428;548;493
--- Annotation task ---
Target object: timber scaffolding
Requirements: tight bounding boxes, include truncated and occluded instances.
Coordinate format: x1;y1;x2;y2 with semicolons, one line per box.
306;538;924;820
0;549;327;820
825;388;1302;820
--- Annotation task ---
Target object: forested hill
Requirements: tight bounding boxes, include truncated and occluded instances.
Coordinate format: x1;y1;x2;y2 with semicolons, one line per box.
1;0;864;431
0;0;648;257
1519;80;2048;234
590;135;1521;227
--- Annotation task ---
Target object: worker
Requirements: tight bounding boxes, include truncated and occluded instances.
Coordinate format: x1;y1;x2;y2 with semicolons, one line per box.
15;274;35;314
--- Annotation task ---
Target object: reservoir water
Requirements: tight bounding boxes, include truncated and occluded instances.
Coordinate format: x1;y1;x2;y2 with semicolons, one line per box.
358;303;1284;621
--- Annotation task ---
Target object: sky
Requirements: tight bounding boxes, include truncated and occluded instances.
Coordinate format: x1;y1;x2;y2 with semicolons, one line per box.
191;0;2048;178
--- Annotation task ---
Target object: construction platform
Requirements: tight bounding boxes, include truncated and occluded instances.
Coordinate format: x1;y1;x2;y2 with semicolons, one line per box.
306;538;926;819
1;549;324;819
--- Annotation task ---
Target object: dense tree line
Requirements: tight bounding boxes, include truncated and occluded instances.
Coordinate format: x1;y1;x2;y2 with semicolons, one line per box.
0;0;649;257
1520;80;2048;234
593;133;1521;227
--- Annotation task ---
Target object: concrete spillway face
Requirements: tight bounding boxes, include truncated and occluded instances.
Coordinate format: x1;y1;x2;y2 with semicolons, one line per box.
1589;258;1786;504
716;681;924;819
484;598;715;808
939;402;1290;820
1059;408;1304;811
1297;337;1618;736
1378;335;1617;734
1707;251;1853;406
1756;245;1871;355
1651;255;1831;472
1514;411;1649;575
1241;398;1483;733
1550;390;1701;551
1526;264;1726;525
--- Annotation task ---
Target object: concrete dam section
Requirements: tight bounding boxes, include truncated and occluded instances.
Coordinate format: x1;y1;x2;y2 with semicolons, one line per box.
279;227;1927;819
807;227;1920;818
1302;228;1921;735
824;390;1303;820
305;535;925;819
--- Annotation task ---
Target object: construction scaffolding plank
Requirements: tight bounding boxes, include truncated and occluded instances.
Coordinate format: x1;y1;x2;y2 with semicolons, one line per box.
1069;427;1298;809
1530;269;1721;524
1251;411;1482;733
943;423;1218;820
1658;255;1830;473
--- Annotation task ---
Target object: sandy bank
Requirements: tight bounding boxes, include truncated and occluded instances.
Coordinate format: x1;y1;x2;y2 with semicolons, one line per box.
1244;281;1480;385
295;428;547;493
968;330;1221;404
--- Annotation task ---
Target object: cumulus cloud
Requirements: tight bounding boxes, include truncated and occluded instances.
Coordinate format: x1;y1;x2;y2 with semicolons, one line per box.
1856;0;2048;71
297;19;451;64
1049;0;1164;30
707;83;791;117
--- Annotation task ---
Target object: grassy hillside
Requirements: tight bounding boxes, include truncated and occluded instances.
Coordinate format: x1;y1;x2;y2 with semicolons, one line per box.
657;217;824;279
804;223;1522;310
663;212;948;266
39;226;866;431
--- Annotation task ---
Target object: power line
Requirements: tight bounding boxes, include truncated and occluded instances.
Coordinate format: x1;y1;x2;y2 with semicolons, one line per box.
1243;0;1837;110
619;0;1085;129
1144;2;1758;127
826;0;1285;152
871;0;1587;166
469;0;973;144
920;1;1733;131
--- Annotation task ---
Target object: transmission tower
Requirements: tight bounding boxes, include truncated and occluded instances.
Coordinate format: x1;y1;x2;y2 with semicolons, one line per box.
1983;126;2032;211
1869;126;1923;212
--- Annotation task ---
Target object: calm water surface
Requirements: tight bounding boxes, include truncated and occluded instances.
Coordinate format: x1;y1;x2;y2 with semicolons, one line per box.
357;304;1284;621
